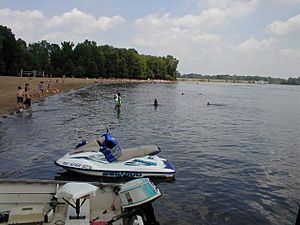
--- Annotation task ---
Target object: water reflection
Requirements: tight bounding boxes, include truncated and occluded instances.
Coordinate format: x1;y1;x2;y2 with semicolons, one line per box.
115;105;121;118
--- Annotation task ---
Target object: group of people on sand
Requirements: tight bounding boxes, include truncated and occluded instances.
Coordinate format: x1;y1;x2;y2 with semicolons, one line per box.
16;80;61;112
39;80;57;96
16;83;32;111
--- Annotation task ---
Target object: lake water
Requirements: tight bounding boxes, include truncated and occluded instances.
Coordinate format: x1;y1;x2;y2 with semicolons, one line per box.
0;81;299;225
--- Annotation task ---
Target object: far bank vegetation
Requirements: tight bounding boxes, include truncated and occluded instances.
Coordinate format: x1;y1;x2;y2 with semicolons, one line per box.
179;73;300;85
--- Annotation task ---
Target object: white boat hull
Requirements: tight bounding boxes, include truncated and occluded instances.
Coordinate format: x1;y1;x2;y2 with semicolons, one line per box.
0;178;161;225
55;152;175;178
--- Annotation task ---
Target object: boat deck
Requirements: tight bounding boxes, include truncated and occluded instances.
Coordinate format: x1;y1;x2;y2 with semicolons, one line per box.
0;180;123;225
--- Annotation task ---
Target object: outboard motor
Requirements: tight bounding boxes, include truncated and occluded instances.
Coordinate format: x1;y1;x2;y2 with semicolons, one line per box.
100;133;122;162
108;178;161;225
121;203;159;225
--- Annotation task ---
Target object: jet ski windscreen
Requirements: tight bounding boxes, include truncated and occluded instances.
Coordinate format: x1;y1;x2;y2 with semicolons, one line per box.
102;133;118;149
101;145;121;162
101;133;122;162
106;140;116;149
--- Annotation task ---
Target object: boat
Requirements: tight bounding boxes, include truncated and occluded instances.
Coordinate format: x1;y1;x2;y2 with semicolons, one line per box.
0;178;161;225
55;132;175;179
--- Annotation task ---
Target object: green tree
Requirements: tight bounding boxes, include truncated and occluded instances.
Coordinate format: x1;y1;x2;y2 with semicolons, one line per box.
49;44;62;76
105;51;120;77
164;55;179;80
86;61;99;77
0;25;19;75
27;40;51;73
74;65;85;78
61;41;74;75
64;59;75;76
0;25;179;80
126;49;143;79
15;38;30;72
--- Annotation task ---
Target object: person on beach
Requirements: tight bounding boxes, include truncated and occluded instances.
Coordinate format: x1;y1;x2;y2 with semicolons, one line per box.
16;86;24;110
38;81;45;97
46;80;51;93
23;83;32;110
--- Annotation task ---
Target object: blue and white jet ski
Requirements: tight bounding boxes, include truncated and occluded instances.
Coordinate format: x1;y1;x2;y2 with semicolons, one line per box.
55;132;175;178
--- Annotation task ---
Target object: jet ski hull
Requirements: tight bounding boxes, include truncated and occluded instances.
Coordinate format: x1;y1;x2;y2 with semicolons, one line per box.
55;152;175;178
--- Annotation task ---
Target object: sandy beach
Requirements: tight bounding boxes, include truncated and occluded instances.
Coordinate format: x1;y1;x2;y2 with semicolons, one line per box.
0;76;174;116
0;76;117;116
0;76;93;116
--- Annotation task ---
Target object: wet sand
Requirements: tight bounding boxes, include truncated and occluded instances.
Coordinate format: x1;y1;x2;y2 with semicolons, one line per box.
0;76;173;116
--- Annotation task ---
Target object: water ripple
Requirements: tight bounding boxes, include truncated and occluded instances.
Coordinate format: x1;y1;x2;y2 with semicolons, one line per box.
0;83;299;225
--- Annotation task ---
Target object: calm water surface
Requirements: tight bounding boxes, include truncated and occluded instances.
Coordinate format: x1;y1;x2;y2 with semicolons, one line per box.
0;82;299;225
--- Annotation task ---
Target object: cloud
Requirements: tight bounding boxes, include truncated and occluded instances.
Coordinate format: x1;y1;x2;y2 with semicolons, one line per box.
130;0;300;77
0;8;125;43
132;0;259;73
266;14;300;36
279;48;300;58
135;0;257;30
192;32;221;43
204;0;258;15
0;1;299;78
234;37;278;52
43;8;125;43
133;0;258;52
259;0;300;6
0;8;46;40
47;8;124;32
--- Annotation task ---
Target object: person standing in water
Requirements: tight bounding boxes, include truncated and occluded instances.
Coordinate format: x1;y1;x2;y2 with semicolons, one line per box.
16;86;24;111
114;94;118;102
154;98;158;106
23;83;32;110
116;92;122;107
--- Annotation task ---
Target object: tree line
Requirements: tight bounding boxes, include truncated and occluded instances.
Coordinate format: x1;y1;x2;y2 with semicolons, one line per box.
179;73;300;85
0;25;178;80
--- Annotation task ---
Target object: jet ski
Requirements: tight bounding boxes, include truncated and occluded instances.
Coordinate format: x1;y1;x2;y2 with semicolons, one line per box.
55;132;176;178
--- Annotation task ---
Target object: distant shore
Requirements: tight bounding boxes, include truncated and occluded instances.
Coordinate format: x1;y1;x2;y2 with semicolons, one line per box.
0;76;174;117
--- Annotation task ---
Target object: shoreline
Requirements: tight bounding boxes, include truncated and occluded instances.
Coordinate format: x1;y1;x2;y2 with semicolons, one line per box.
0;76;174;117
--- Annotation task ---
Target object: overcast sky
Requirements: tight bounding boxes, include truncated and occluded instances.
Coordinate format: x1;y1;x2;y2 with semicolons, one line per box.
1;0;300;78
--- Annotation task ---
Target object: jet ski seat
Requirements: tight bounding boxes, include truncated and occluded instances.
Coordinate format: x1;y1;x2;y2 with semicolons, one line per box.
70;140;161;163
118;145;160;161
